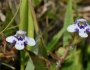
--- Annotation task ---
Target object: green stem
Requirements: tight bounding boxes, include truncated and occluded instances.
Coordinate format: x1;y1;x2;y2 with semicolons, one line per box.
20;64;24;70
1;62;15;70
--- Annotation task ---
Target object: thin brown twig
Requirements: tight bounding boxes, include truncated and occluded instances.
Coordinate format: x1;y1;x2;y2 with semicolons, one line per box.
48;48;69;70
56;48;69;70
0;33;6;53
37;1;55;18
39;56;51;68
48;51;59;60
0;45;4;52
48;36;81;69
3;47;16;57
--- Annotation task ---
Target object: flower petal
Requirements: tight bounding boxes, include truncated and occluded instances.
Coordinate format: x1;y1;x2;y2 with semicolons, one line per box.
76;18;87;22
67;24;77;32
26;37;36;46
79;32;88;38
79;30;88;38
6;36;16;43
77;18;87;22
16;30;26;34
15;42;24;50
86;26;90;32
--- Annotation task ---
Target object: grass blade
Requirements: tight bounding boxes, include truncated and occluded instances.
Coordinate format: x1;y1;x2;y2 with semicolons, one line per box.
63;0;73;46
46;28;64;51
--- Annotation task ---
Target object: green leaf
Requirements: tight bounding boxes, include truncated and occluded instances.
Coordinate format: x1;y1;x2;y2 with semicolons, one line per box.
27;0;34;38
86;62;90;70
86;44;90;70
20;0;28;31
20;0;34;38
38;36;48;58
45;9;57;19
29;0;48;59
48;63;56;70
20;0;35;70
56;47;65;56
25;58;35;70
63;0;73;46
32;36;39;55
28;51;47;70
20;0;28;69
46;28;64;51
86;44;90;54
60;49;83;70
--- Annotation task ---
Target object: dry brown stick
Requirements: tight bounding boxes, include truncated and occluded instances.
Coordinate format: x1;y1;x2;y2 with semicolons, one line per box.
0;33;6;53
39;56;51;68
3;47;16;57
37;1;55;18
55;48;69;70
60;48;69;61
0;45;4;52
48;48;69;70
48;51;59;60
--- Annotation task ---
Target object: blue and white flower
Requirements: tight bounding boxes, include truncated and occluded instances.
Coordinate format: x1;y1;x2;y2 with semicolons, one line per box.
6;30;36;50
67;18;90;38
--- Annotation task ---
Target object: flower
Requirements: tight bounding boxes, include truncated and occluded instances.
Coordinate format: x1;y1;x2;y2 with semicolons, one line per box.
67;18;90;38
6;30;36;50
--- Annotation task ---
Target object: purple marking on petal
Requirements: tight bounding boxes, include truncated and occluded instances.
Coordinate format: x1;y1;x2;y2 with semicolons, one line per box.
80;26;85;29
14;36;24;41
21;43;24;45
84;31;86;33
78;24;85;29
87;28;90;32
18;37;24;41
25;41;28;44
84;23;88;26
75;28;79;32
13;40;16;43
77;23;88;29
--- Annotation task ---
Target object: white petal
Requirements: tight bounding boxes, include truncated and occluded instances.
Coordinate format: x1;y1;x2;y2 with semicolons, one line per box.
6;36;15;43
16;30;26;34
76;18;87;22
79;32;88;38
70;46;74;50
15;42;24;50
27;37;36;46
67;24;76;32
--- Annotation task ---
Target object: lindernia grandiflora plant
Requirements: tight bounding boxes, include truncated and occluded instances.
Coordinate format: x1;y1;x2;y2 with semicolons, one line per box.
6;30;36;50
67;18;90;38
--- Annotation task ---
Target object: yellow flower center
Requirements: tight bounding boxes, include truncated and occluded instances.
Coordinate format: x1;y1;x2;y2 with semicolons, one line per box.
17;34;25;38
79;21;85;26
